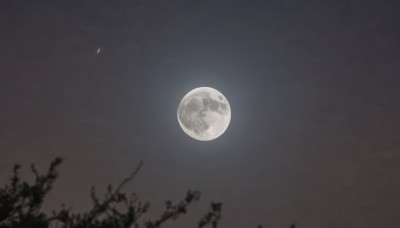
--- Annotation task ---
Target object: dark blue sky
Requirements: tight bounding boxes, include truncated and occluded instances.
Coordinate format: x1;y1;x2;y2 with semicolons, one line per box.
0;0;399;227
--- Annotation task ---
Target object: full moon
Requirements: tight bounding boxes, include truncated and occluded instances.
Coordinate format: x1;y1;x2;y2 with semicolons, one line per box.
177;87;231;141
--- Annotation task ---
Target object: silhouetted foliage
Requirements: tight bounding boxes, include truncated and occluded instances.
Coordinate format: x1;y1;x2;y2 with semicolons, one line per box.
0;158;62;228
0;157;295;228
0;157;221;228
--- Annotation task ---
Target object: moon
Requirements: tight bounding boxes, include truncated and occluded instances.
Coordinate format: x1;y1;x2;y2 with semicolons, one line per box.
177;87;231;141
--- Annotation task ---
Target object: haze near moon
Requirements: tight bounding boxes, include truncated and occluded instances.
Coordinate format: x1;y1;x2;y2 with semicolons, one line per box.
177;87;231;141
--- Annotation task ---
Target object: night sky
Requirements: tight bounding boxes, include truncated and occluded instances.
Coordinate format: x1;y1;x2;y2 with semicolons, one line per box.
1;0;400;227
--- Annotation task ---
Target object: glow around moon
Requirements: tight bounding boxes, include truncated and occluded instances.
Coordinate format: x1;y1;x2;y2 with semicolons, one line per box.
177;87;231;141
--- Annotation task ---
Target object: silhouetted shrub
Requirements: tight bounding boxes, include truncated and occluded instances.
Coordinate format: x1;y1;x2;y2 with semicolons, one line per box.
0;158;221;228
0;157;295;228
